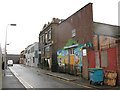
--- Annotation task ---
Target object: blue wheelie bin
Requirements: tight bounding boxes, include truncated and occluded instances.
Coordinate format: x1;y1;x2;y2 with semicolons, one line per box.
88;68;103;85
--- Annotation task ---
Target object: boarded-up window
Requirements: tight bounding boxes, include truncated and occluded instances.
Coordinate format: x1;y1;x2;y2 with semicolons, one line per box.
101;51;108;67
95;52;100;68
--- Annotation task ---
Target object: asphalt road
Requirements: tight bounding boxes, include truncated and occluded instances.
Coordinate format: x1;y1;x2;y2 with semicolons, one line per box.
9;64;86;88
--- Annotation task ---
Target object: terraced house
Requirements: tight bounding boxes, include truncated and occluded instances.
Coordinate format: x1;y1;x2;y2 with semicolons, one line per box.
39;18;61;71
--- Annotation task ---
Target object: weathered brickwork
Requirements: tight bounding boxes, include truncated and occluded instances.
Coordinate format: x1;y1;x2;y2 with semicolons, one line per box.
93;35;118;50
55;3;94;79
56;3;94;50
116;43;120;85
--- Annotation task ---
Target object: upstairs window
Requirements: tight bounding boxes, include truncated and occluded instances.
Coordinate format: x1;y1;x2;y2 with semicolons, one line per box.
42;35;44;43
42;48;45;56
72;29;76;37
45;33;47;43
48;30;51;40
39;36;41;44
28;50;30;54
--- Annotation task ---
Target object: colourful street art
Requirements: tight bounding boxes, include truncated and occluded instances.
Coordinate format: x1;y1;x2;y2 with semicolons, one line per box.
57;49;69;67
74;47;82;72
57;39;92;72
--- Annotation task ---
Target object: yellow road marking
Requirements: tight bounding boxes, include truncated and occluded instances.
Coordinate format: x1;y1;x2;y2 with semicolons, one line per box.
19;77;34;88
48;75;96;89
10;67;96;90
9;68;35;90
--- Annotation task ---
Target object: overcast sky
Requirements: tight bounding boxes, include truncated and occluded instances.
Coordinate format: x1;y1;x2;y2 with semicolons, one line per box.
0;0;119;54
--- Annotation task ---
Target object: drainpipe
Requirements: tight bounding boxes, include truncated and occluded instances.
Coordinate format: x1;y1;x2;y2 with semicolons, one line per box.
97;34;100;50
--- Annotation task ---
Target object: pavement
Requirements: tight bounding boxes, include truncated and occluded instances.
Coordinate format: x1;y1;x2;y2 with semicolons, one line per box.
2;68;26;90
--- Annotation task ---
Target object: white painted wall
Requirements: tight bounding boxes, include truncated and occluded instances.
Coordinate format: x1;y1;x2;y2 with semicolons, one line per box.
25;42;38;67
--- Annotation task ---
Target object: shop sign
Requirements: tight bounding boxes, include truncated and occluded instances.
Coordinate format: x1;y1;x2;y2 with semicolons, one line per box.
83;49;87;56
64;44;78;49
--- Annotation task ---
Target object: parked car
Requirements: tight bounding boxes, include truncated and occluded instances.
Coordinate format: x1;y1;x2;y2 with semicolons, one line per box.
7;60;13;66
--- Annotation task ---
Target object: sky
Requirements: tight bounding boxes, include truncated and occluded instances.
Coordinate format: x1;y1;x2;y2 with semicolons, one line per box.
0;0;119;54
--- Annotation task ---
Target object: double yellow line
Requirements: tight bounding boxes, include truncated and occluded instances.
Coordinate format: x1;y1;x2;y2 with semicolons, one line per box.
47;75;95;89
9;68;35;90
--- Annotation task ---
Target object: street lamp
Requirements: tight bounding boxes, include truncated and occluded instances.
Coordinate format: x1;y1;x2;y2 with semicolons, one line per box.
4;24;16;73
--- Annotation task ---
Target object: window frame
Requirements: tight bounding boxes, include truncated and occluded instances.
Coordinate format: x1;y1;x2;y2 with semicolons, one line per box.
72;29;76;37
42;35;44;43
45;33;47;43
48;28;52;40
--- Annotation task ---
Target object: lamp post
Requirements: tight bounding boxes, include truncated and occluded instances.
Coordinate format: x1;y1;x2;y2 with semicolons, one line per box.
4;24;16;74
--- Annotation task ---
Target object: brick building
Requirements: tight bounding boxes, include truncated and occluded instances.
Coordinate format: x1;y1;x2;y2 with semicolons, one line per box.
55;3;120;85
38;2;120;85
39;18;61;71
91;22;120;85
56;3;93;77
93;22;120;50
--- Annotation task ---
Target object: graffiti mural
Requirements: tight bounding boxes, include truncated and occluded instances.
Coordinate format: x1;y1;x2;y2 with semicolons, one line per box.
57;38;92;73
57;49;69;67
74;47;82;72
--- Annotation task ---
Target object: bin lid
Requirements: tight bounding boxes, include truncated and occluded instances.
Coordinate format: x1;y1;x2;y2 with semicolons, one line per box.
88;68;103;70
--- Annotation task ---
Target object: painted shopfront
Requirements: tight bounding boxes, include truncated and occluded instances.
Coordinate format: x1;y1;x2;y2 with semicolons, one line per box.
57;39;92;73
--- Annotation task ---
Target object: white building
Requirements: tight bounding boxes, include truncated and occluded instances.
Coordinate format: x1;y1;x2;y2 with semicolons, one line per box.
25;42;39;67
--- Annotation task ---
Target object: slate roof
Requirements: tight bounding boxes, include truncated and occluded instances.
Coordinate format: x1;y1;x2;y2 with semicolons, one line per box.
94;22;120;38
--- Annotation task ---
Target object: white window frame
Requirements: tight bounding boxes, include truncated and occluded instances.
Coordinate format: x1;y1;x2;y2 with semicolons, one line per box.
45;33;47;43
49;30;51;40
48;28;52;40
72;29;76;37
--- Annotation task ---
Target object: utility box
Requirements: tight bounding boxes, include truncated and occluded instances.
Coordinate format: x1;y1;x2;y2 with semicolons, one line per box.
88;68;103;85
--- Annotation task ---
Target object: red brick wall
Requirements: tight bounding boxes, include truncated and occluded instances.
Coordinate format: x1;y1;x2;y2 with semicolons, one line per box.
55;3;94;79
93;35;118;50
82;48;92;79
116;43;120;85
93;35;98;50
56;3;94;50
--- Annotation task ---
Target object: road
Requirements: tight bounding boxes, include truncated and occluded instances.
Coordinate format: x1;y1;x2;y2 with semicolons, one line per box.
9;64;88;89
